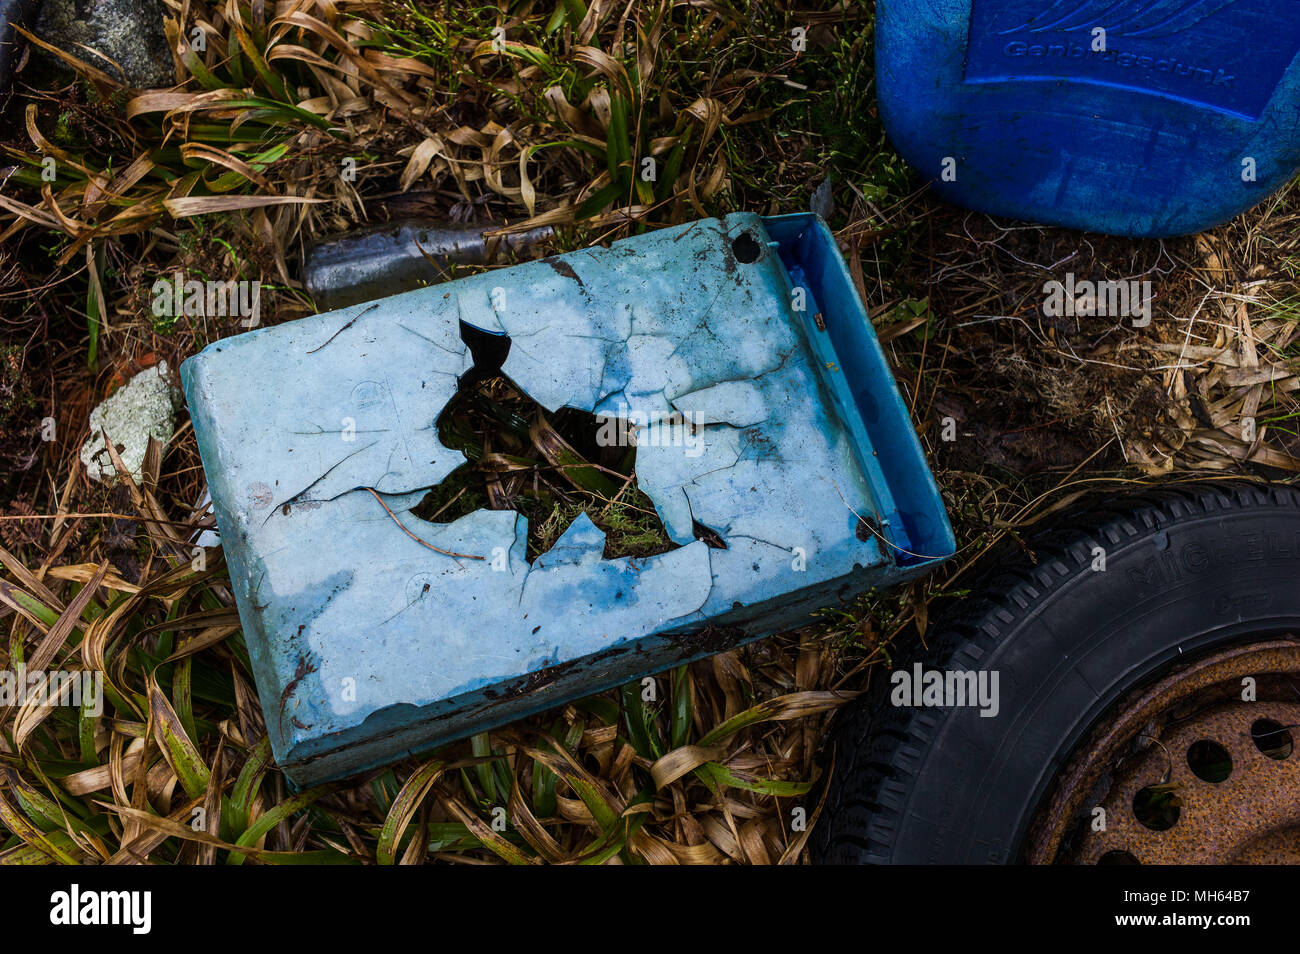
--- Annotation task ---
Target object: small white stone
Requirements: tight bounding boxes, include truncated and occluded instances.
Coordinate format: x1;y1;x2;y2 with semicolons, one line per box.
79;361;181;483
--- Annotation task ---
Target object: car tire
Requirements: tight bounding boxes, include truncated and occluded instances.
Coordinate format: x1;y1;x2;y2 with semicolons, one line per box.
811;481;1300;864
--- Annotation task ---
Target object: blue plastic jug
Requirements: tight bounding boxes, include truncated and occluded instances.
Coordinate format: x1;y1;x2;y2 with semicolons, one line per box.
877;0;1300;236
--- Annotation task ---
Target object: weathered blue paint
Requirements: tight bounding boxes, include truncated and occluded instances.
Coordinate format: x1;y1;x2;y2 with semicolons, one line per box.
878;0;1300;236
181;212;955;786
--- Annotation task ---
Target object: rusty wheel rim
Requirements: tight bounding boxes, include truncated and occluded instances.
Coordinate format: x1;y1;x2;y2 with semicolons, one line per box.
1026;639;1300;864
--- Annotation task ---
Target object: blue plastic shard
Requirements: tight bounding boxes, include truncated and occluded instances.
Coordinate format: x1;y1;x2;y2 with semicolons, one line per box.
181;212;955;786
531;513;606;570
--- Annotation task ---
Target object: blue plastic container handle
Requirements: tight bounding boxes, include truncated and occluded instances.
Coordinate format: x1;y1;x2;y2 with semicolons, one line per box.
877;0;1300;236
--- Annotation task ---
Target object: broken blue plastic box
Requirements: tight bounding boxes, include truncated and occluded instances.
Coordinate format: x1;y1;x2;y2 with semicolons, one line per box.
181;212;955;786
878;0;1300;236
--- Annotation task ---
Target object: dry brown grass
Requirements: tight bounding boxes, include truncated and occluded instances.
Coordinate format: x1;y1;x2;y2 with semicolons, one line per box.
0;0;1297;864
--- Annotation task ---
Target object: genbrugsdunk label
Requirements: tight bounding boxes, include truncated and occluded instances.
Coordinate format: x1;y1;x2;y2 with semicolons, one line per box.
964;0;1300;119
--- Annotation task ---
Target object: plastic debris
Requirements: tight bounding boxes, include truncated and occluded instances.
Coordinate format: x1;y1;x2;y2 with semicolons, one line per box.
182;212;955;785
79;361;180;484
304;220;555;311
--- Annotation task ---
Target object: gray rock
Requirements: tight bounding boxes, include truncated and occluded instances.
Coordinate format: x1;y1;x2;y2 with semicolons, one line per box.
37;0;174;88
80;361;181;483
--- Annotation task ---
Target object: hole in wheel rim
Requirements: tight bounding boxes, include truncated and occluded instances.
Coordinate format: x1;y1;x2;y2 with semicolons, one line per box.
1132;786;1181;831
1186;739;1233;782
1251;718;1293;760
1097;849;1141;865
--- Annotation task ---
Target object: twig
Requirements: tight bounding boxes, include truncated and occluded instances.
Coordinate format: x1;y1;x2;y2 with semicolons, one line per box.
365;488;483;560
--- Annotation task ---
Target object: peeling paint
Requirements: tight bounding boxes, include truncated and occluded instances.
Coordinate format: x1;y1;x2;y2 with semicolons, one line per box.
181;212;955;786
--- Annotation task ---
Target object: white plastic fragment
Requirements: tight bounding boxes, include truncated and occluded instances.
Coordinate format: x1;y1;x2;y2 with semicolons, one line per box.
192;489;221;549
79;362;181;484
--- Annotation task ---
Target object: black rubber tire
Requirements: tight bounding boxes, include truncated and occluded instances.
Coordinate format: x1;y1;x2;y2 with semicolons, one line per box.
811;481;1300;864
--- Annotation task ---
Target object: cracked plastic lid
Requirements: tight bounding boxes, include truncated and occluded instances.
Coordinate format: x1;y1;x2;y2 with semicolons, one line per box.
180;212;954;784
